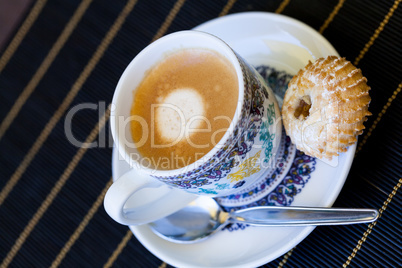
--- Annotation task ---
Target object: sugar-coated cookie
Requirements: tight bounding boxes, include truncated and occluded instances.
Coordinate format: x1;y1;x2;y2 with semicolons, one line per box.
282;56;371;159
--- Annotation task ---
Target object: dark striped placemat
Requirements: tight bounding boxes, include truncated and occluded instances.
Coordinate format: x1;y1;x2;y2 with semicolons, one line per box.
0;0;400;267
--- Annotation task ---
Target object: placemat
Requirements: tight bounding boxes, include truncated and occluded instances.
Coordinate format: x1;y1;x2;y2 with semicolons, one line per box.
0;0;401;267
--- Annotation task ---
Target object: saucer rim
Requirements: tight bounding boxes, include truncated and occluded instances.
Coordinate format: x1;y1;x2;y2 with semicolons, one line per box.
112;11;355;268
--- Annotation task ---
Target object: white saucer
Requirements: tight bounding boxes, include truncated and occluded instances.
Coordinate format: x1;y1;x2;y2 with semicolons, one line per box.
112;12;355;268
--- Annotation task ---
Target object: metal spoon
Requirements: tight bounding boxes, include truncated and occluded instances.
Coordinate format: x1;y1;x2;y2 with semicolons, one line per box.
149;196;379;244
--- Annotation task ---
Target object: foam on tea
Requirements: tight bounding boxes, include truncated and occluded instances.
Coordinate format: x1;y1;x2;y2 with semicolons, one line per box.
130;48;238;170
155;88;205;142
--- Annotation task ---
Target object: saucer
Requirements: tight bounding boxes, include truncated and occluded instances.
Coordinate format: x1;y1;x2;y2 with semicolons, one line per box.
113;12;355;268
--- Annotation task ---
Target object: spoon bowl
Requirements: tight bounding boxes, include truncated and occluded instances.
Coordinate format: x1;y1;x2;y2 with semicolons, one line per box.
149;196;227;243
149;196;379;244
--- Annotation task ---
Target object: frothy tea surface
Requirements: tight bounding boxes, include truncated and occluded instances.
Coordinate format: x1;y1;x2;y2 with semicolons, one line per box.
130;48;238;170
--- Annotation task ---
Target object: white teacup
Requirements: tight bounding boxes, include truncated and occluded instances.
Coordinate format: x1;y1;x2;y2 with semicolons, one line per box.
104;31;282;225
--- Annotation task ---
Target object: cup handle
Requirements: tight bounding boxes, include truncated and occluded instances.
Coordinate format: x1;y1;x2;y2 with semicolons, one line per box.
104;169;196;225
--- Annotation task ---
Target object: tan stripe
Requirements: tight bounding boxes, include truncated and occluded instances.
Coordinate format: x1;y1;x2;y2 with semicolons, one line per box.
354;0;401;66
319;0;346;34
280;82;400;266
0;0;137;207
343;177;402;267
0;105;111;268
50;178;114;268
0;0;137;263
356;82;401;154
159;262;167;268
279;2;399;264
277;248;295;268
103;230;133;268
0;0;94;140
151;0;186;42
361;176;388;196
275;0;291;14
218;0;237;17
0;0;48;73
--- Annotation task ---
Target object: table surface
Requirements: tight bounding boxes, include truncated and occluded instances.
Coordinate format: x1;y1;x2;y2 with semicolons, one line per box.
0;0;401;267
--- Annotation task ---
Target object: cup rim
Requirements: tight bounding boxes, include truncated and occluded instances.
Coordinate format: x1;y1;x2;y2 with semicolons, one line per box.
111;30;245;177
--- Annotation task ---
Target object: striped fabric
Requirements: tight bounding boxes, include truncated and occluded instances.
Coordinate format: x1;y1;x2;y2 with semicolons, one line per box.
0;0;401;267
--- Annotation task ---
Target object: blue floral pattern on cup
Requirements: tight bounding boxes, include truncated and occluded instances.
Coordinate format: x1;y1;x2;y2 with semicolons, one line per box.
260;103;276;163
218;65;317;232
156;55;281;197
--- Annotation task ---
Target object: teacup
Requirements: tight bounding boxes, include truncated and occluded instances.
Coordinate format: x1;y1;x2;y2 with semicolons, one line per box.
104;31;282;225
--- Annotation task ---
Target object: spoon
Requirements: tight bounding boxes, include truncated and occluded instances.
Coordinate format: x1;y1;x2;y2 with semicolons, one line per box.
149;196;379;244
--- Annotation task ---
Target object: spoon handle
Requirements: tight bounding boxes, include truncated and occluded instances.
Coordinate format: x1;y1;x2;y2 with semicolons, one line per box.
230;206;379;226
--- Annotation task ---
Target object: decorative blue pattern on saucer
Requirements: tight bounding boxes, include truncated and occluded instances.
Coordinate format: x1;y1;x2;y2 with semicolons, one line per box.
217;65;317;232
